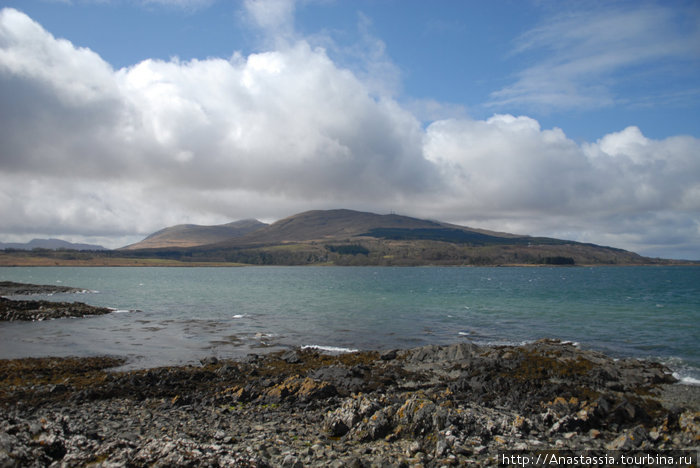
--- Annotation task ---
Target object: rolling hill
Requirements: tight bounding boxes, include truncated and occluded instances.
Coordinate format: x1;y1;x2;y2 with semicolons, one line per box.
168;209;656;266
209;209;481;246
120;219;267;250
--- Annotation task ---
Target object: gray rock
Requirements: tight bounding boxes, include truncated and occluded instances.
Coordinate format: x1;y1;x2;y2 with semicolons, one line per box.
1;339;697;467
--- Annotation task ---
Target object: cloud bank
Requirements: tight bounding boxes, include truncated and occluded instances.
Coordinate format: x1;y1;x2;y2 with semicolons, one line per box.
0;7;698;258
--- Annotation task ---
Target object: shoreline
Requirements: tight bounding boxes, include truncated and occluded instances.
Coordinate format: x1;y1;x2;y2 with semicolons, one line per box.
2;252;698;267
1;340;698;466
2;260;698;268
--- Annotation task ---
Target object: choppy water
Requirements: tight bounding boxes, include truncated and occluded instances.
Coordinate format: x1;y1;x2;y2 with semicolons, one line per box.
0;266;698;382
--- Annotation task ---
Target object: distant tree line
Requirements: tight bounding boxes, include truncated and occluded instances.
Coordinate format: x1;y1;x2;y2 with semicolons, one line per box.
540;256;576;265
325;244;370;256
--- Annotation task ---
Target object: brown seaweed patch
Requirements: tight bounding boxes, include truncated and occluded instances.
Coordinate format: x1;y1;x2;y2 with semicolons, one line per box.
508;348;595;382
0;356;126;406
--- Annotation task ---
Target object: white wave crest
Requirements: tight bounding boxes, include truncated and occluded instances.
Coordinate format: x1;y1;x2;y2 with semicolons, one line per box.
301;345;358;353
673;372;700;386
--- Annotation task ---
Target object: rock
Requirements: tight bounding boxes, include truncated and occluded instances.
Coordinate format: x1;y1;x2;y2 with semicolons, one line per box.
434;437;448;458
280;350;302;364
282;454;302;467
324;395;381;438
394;395;446;437
352;407;392;442
511;414;530;434
611;399;639;423
0;281;85;296
200;357;218;366
263;376;337;403
679;410;700;437
605;425;648;450
1;340;698;466
325;418;350;438
0;297;112;321
401;342;479;364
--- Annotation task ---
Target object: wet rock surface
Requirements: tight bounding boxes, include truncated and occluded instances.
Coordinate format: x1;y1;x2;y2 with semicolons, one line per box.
0;282;111;321
0;340;698;466
0;297;112;322
0;281;86;297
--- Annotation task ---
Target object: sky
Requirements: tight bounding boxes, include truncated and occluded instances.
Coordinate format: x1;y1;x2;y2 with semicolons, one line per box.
0;0;699;259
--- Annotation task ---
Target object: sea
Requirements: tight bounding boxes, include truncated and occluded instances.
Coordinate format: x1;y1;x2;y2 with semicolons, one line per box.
0;266;698;384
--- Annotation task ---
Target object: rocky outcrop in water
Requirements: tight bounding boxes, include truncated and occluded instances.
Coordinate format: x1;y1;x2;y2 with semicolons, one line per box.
0;297;112;322
0;340;698;466
0;281;110;321
0;281;86;296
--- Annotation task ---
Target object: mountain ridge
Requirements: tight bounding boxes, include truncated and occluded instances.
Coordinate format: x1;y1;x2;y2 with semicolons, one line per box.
0;238;106;251
203;209;524;249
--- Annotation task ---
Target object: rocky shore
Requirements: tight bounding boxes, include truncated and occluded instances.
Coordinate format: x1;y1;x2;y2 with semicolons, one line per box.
0;281;111;322
1;340;698;467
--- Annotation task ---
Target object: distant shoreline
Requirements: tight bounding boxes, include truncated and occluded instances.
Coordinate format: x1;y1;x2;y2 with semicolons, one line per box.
0;254;248;267
0;253;696;267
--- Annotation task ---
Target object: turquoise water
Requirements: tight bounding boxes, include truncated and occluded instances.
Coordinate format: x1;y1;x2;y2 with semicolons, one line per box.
0;266;698;382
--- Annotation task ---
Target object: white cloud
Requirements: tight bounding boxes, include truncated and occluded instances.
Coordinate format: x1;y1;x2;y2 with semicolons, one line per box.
490;4;700;112
0;8;434;245
243;0;296;45
147;0;213;6
404;98;469;123
0;7;699;258
424;115;596;214
421;116;700;257
114;42;433;196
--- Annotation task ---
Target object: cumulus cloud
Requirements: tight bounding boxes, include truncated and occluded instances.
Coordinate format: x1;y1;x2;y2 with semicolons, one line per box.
421;117;700;257
0;7;699;258
0;7;434;242
115;43;433;196
424;115;595;214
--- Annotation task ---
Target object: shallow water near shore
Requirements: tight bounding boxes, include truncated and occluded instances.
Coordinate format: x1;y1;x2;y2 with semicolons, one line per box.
0;266;698;381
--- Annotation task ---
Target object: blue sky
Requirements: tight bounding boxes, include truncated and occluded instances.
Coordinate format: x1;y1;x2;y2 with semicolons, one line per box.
0;0;699;259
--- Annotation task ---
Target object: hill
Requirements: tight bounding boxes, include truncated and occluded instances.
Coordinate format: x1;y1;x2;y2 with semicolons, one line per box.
176;209;659;266
7;209;688;267
120;219;267;250
204;209;595;250
211;209;487;246
0;238;106;251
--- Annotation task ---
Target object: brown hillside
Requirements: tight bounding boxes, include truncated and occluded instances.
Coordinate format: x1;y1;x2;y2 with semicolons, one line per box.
207;209;515;247
109;209;685;266
121;219;267;250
